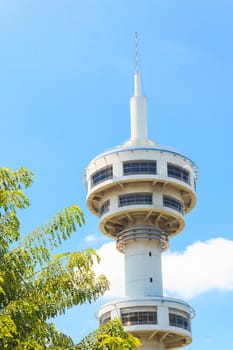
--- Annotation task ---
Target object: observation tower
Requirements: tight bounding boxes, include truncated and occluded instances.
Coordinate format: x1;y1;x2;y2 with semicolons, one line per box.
84;38;198;349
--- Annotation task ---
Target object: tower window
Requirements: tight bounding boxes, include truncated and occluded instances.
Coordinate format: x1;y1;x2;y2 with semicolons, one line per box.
169;313;190;331
100;312;111;324
121;311;157;326
167;163;190;184
150;277;153;282
163;196;184;214
99;200;110;217
123;160;157;175
149;251;152;256
119;193;153;207
91;165;113;187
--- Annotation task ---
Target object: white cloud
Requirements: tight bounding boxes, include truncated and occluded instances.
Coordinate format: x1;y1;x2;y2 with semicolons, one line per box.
84;233;108;246
95;238;233;300
85;234;99;245
94;242;125;298
163;237;233;298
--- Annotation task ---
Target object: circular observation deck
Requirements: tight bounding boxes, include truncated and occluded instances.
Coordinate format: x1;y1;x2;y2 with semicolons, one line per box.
84;144;198;239
98;296;194;349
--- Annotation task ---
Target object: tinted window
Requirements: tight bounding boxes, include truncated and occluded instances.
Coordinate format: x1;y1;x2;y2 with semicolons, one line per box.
167;163;190;184
163;195;184;214
169;313;190;331
91;166;113;186
123;160;157;175
99;200;110;216
121;311;157;326
119;193;153;207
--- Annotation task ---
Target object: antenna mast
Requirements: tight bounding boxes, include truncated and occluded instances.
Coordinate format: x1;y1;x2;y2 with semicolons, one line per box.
135;32;139;73
130;32;148;141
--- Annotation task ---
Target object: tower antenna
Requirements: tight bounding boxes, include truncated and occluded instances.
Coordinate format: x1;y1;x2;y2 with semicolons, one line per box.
135;32;139;73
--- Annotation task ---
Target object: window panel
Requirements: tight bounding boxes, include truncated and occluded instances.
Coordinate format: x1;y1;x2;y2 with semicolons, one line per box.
167;163;190;184
163;196;184;214
100;312;111;324
169;313;190;331
121;311;157;326
99;200;110;216
119;193;153;207
91;165;113;186
123;160;157;175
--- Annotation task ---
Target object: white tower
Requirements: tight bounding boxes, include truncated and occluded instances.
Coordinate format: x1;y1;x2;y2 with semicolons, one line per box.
84;38;198;349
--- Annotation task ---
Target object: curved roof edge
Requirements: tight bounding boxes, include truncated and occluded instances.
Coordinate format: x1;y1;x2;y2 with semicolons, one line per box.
89;142;199;171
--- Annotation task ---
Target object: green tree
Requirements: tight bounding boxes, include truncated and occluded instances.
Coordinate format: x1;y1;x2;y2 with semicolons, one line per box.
76;318;141;350
0;167;110;349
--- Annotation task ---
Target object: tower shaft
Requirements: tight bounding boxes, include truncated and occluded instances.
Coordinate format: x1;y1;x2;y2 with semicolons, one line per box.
117;227;164;297
124;233;163;297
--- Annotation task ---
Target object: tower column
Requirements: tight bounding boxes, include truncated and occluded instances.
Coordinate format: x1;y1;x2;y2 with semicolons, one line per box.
125;237;163;297
117;227;165;297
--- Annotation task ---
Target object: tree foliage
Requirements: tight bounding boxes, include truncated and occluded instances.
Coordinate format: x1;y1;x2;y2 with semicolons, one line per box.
76;318;141;350
0;167;110;349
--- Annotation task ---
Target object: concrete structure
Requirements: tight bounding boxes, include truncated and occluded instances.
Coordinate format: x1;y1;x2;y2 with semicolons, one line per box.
84;55;198;349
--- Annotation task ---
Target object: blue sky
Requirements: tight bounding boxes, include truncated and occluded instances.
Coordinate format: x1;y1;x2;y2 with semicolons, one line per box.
0;1;233;349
